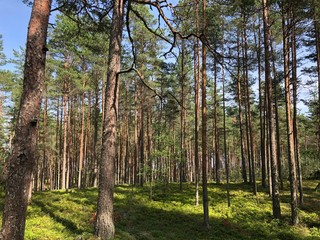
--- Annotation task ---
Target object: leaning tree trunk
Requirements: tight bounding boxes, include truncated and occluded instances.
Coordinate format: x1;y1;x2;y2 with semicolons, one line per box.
0;0;51;239
95;0;124;238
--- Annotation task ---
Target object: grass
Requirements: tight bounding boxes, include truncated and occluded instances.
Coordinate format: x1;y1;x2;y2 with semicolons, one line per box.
0;180;319;239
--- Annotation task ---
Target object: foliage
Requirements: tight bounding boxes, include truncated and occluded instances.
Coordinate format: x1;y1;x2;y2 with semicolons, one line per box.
1;181;319;239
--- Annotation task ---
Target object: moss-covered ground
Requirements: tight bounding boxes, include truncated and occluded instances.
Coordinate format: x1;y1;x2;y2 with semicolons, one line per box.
0;180;319;239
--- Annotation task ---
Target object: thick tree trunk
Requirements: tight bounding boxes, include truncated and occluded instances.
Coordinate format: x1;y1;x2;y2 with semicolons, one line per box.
95;0;124;237
0;0;51;238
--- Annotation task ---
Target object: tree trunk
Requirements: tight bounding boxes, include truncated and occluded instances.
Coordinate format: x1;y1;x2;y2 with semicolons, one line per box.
202;0;209;228
236;32;247;184
213;49;221;184
314;9;320;166
0;0;51;238
263;0;281;219
193;35;200;200
78;79;86;189
270;43;283;190
282;4;298;224
254;17;266;188
291;17;303;206
222;34;230;207
243;14;256;193
42;91;48;191
95;0;124;237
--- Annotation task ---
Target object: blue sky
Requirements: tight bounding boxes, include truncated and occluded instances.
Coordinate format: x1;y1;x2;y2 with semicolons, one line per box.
0;0;32;66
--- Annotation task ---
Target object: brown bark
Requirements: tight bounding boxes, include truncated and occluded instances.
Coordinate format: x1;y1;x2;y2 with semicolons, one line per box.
236;32;247;184
253;17;266;188
193;32;200;199
242;14;256;193
291;18;303;206
0;0;52;238
213;49;221;184
314;9;320;163
61;79;68;190
282;4;298;224
95;0;124;237
202;0;209;228
270;42;283;190
78;78;86;189
263;0;281;219
222;34;230;207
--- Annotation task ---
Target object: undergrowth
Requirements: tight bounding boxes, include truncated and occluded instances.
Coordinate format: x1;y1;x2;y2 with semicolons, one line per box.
0;180;319;239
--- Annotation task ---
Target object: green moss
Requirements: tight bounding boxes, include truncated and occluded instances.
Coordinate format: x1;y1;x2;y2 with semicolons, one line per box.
0;181;319;239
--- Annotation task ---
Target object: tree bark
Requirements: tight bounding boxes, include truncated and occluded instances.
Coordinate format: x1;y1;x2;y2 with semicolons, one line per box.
0;0;51;238
236;32;247;184
282;4;298;224
291;16;303;206
95;0;124;237
243;13;256;193
202;0;209;228
263;0;281;219
193;29;200;200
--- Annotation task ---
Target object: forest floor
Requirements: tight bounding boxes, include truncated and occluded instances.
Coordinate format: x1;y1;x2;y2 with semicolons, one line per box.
0;180;319;239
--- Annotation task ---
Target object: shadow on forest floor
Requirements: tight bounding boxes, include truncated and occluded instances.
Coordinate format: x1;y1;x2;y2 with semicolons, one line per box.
0;181;319;239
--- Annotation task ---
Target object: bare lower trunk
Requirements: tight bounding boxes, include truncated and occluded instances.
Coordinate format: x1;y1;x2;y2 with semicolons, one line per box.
0;0;51;239
95;0;124;238
263;0;281;219
202;0;209;228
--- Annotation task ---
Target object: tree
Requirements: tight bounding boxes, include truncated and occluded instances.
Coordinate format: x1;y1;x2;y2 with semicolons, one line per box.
0;0;52;238
95;0;124;237
201;0;209;228
262;0;281;219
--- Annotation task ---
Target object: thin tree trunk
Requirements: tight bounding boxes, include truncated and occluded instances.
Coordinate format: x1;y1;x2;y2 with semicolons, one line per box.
254;17;266;188
193;35;200;200
282;4;298;224
291;17;303;206
270;43;284;190
139;84;145;187
314;11;320;164
222;35;230;207
0;0;51;238
212;49;221;185
263;0;281;219
78;79;86;189
42;91;48;191
134;79;139;185
243;14;257;193
62;73;69;190
202;0;209;228
236;32;247;184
